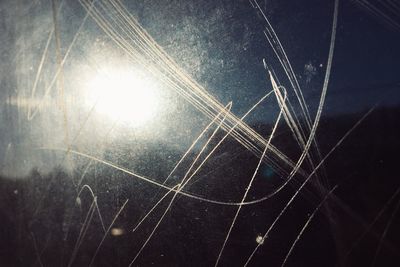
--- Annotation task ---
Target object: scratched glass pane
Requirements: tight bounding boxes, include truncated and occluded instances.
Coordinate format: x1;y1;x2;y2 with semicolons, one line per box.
0;0;399;266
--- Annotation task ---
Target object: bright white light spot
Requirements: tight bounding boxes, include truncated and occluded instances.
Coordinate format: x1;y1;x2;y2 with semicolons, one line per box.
86;66;160;127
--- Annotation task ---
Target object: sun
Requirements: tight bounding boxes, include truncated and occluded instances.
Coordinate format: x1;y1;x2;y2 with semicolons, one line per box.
86;66;160;127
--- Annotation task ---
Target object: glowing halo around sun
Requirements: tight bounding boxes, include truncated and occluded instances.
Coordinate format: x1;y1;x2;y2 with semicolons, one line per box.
85;66;161;127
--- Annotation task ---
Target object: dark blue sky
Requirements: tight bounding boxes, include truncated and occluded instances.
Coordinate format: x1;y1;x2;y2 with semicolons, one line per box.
132;0;400;119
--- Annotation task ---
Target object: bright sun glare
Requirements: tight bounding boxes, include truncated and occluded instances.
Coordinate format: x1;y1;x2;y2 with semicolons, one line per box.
86;66;160;127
